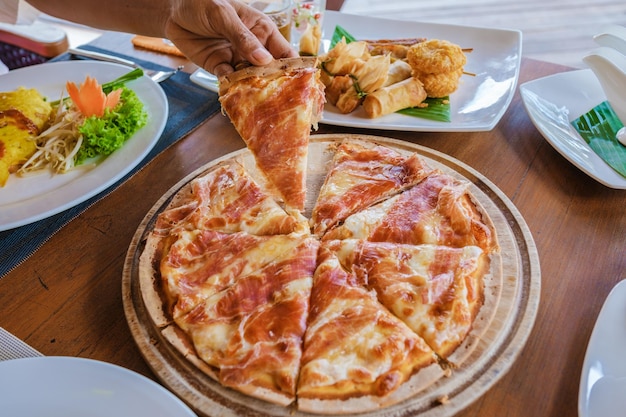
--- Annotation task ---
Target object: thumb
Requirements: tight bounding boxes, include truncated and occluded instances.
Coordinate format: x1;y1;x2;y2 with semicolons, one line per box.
235;32;274;66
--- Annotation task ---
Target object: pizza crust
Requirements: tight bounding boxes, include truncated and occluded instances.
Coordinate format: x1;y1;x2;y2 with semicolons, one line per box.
218;57;318;95
297;363;445;414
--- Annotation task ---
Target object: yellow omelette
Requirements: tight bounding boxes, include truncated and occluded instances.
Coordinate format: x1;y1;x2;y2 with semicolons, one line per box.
0;87;51;186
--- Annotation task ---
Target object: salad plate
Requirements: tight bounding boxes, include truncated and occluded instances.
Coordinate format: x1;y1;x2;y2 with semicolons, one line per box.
190;10;522;132
579;280;626;417
0;61;168;231
519;69;626;189
0;356;197;417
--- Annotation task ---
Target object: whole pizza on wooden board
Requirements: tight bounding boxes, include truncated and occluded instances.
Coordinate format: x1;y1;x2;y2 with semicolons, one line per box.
137;134;505;415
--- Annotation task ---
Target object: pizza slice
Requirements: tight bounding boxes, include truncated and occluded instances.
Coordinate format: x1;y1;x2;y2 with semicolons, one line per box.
219;57;325;212
159;229;314;319
322;172;498;253
297;244;438;413
330;239;488;359
173;236;319;406
311;140;433;236
153;162;309;236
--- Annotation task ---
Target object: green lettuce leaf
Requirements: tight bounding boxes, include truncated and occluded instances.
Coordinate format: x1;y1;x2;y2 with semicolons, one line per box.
75;87;147;164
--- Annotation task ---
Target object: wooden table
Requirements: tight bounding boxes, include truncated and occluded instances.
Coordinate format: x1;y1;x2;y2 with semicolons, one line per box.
1;13;625;417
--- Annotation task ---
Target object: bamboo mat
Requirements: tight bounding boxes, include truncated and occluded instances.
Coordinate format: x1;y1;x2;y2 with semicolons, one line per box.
340;0;626;68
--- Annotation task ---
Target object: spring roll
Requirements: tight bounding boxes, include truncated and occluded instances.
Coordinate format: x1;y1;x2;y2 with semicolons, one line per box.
362;77;427;118
383;59;413;87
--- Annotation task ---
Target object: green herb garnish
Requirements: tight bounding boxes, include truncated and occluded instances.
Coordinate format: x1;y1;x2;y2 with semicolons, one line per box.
330;24;357;48
75;86;147;164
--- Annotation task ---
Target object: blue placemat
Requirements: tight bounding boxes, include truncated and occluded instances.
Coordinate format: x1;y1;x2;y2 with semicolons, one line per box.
0;45;221;279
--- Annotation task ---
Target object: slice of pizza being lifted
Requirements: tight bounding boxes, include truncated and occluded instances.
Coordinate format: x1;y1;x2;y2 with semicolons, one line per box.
311;140;434;236
219;57;326;212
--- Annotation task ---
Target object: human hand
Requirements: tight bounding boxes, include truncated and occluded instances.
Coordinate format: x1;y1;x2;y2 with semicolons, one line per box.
165;0;298;77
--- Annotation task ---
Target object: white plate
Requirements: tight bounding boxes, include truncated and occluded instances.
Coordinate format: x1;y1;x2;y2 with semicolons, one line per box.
0;61;168;231
519;69;626;189
191;11;522;132
0;356;197;417
579;280;626;417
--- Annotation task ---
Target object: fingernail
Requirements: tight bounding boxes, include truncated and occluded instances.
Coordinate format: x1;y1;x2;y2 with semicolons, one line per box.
251;47;272;63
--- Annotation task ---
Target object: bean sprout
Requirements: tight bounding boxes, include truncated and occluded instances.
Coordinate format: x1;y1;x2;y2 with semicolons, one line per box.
17;95;86;175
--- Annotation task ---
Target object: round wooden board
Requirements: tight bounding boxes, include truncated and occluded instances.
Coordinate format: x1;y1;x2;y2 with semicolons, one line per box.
122;133;541;417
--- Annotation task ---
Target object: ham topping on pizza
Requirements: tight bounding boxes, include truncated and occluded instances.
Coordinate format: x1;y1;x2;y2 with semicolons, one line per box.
311;140;434;236
330;239;488;358
297;244;437;401
322;171;497;252
160;230;314;320
175;236;320;404
154;162;308;237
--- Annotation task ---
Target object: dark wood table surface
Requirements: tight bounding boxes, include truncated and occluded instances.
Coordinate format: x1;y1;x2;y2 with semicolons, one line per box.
1;7;625;417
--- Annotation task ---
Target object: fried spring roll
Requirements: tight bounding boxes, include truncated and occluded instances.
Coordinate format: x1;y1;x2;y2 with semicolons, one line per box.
383;59;412;87
362;77;427;118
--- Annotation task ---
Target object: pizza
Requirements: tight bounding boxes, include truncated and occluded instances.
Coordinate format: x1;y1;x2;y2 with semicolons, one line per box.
138;137;502;415
311;140;434;236
218;57;326;212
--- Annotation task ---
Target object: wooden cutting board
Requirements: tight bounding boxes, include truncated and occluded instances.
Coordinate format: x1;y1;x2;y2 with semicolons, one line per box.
122;133;541;417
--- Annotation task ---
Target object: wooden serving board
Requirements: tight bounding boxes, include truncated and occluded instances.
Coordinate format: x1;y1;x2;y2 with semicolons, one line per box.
122;133;541;417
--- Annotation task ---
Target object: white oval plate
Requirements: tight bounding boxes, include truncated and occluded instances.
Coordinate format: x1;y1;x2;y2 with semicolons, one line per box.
579;279;626;417
0;356;196;417
0;61;168;231
519;69;626;189
191;11;522;132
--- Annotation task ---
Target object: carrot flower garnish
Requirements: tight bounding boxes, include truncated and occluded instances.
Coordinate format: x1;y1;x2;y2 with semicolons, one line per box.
66;76;122;117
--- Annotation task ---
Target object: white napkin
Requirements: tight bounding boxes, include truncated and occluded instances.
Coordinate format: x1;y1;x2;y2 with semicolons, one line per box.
0;327;43;361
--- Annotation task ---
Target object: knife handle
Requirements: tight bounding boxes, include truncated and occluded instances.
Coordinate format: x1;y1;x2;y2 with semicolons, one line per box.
67;47;139;68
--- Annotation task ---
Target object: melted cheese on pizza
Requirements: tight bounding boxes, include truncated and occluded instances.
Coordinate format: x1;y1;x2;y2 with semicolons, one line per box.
160;230;313;319
323;172;497;252
154;163;308;236
175;237;319;402
298;245;437;399
331;239;487;358
219;65;325;211
311;141;433;235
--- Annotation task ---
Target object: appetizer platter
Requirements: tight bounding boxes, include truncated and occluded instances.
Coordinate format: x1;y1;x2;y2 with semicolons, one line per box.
122;134;540;417
0;61;167;231
190;11;522;132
